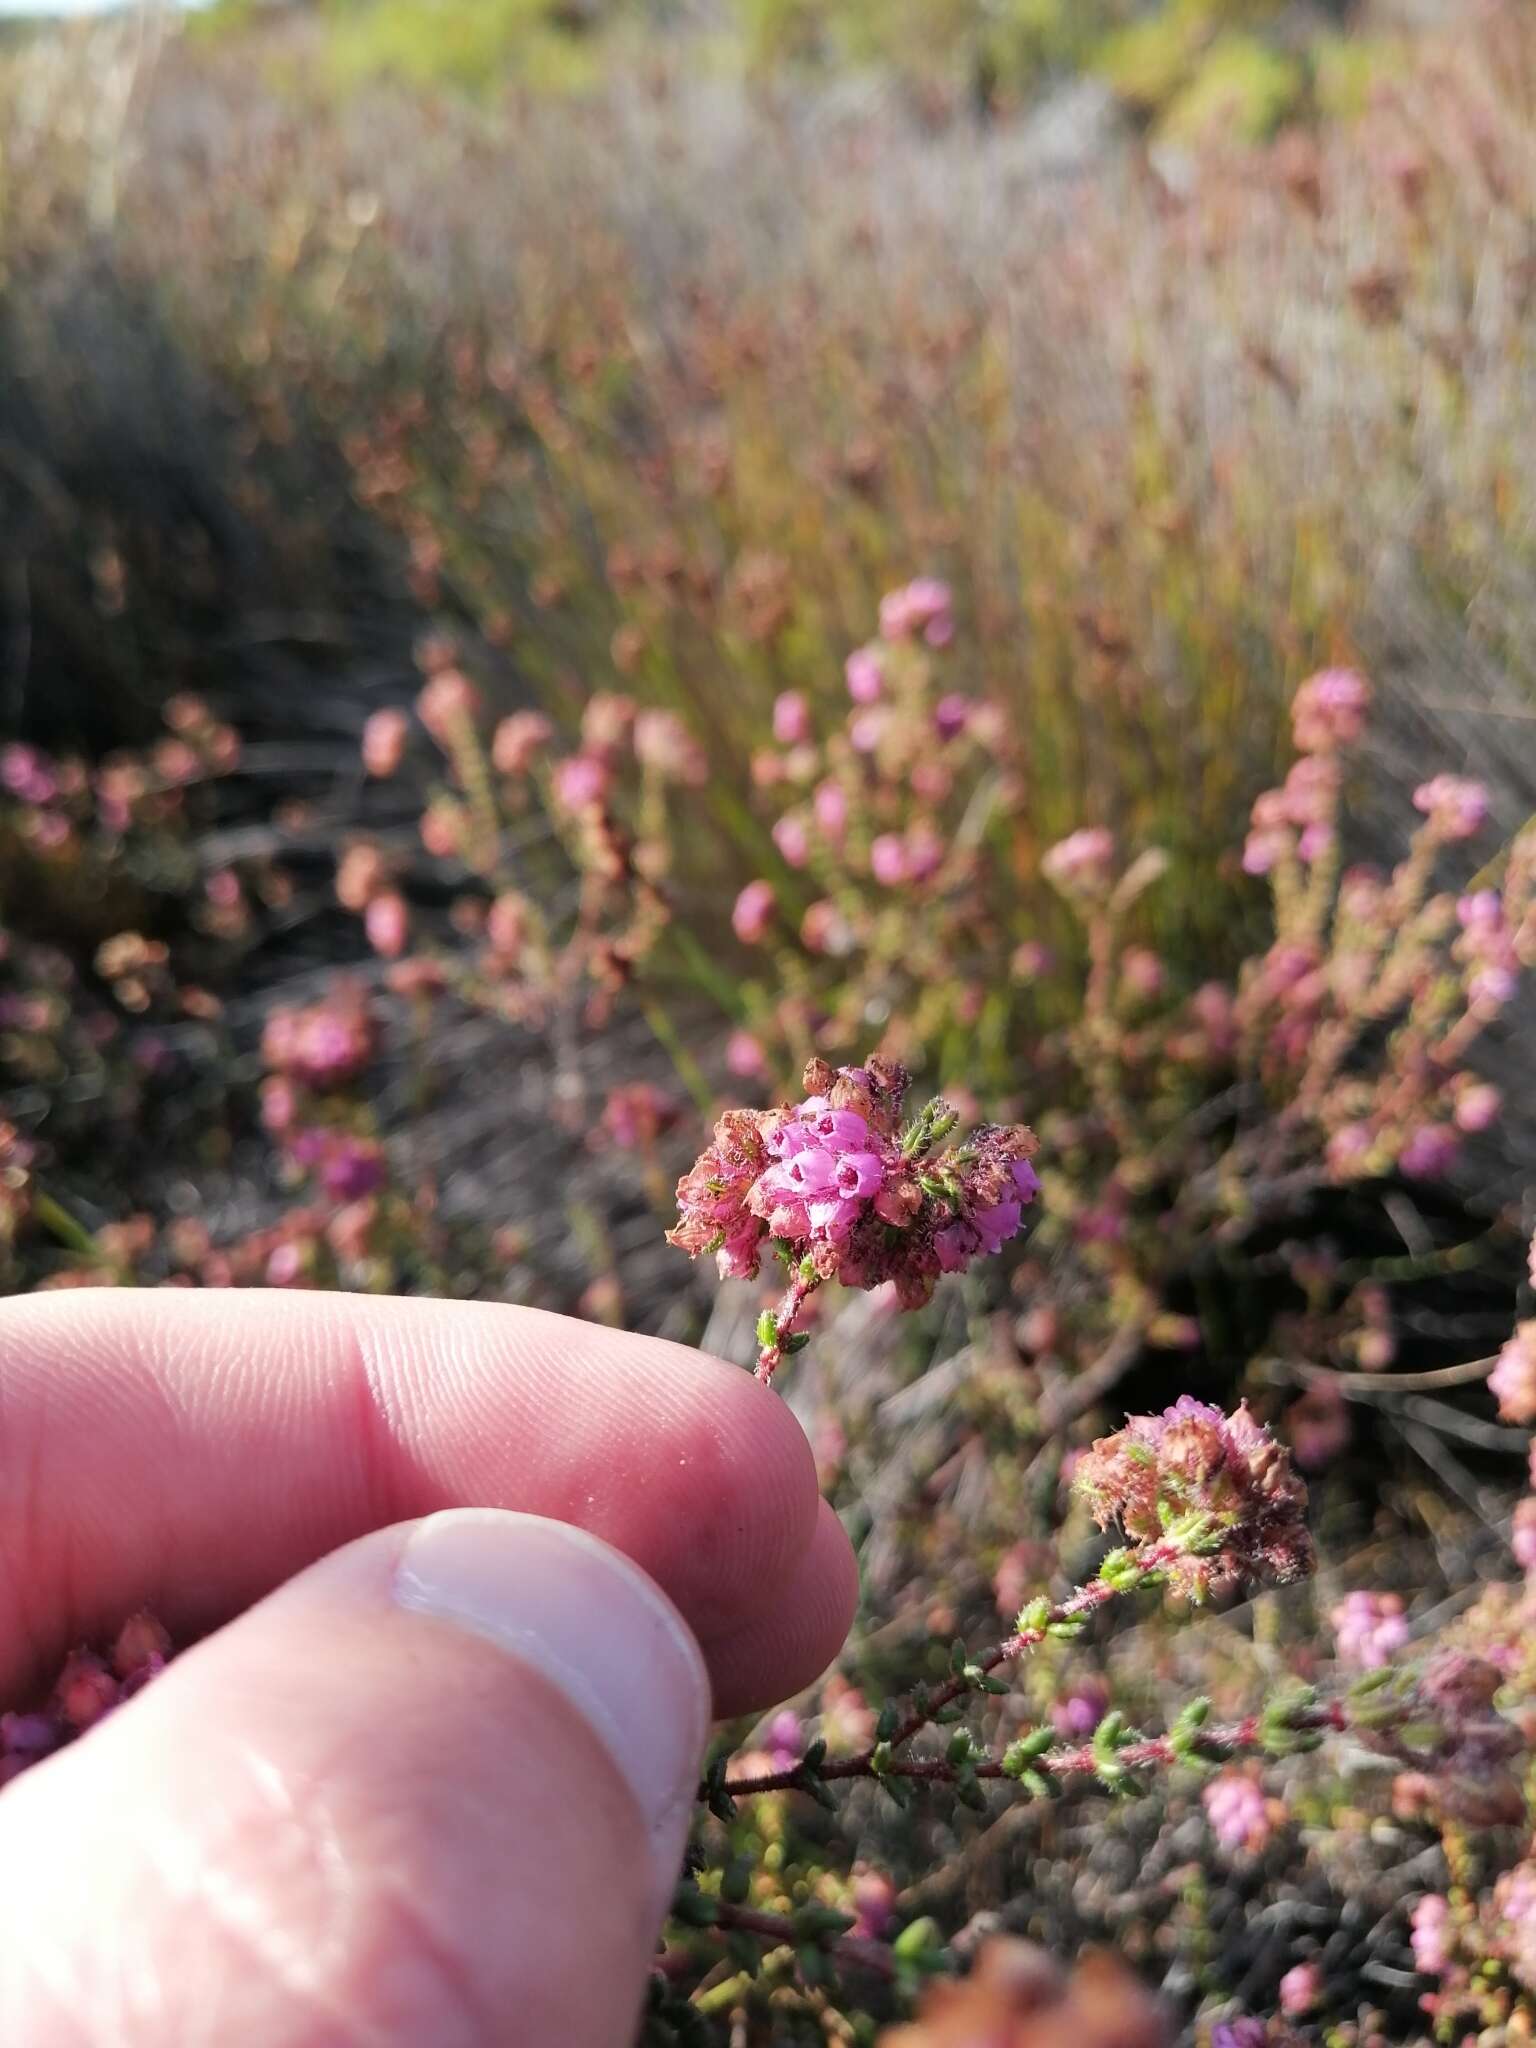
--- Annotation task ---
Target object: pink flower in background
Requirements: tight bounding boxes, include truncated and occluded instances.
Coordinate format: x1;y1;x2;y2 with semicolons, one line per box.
732;880;776;945
1453;1081;1501;1133
870;833;909;886
1279;754;1339;826
363;890;409;959
419;801;463;858
265;1242;307;1288
634;709;707;785
360;708;409;778
725;1029;767;1078
580;693;635;754
551;753;610;812
812;778;848;840
1011;940;1055;981
848;708;887;753
1512;1499;1536;1574
934;693;972;741
491;710;554;776
1042;827;1116;894
851;1872;897;1941
773;691;812;745
879;577;953;646
1204;1771;1272;1854
1049;1678;1109;1740
336;843;388;912
1490;1324;1536;1424
1496;1862;1536;1988
262;990;375;1091
764;1710;802;1771
1454;890;1520;1009
905;823;945;883
1285;1379;1351;1470
844;646;884;703
319;1138;386;1202
1457;888;1503;936
1326;1122;1374;1177
1338;865;1386;921
599;1083;677;1152
1291;667;1371;751
1398;1125;1459;1180
0;744;59;806
415;669;482;743
259;1077;298;1134
1120;947;1164;999
1414;774;1489;840
1331;1590;1409;1670
1278;1962;1322;2018
772;814;811;868
1410;1894;1452;1976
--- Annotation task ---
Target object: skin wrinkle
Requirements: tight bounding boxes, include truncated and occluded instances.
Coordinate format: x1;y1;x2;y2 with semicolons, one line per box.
354;1301;818;1638
0;1289;854;1713
341;1311;432;1536
115;1731;495;2048
699;1498;861;1715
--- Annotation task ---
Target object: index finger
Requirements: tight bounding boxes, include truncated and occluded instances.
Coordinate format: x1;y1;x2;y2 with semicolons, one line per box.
0;1289;854;1714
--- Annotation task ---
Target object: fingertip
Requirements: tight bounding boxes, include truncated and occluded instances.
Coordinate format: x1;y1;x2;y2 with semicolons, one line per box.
0;1291;834;1690
701;1496;860;1718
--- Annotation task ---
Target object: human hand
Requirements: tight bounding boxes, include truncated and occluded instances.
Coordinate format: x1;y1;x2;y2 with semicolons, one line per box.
0;1288;858;2045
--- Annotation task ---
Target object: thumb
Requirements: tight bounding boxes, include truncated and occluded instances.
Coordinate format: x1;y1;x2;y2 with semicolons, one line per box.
0;1510;711;2047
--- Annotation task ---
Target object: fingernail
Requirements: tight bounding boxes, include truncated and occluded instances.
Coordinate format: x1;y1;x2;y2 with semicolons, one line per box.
394;1510;709;1892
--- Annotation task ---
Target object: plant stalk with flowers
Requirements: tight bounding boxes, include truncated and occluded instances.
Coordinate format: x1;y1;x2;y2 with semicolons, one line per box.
669;1055;1038;1380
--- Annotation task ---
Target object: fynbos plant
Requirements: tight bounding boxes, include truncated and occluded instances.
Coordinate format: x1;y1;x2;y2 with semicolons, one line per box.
668;1057;1037;1380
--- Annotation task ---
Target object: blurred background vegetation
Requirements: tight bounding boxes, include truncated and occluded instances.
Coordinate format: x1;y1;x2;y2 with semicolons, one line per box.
0;0;1529;1252
191;0;1393;135
3;7;1536;2029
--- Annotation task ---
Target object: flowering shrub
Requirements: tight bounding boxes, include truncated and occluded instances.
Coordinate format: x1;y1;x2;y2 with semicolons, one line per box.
0;586;1530;2039
669;1058;1038;1376
1;9;1535;2040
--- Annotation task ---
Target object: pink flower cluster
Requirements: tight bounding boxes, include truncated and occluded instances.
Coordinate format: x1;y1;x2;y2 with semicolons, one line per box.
1455;890;1521;1009
1041;826;1116;896
877;577;954;647
1203;1769;1273;1854
1073;1397;1312;1596
260;988;375;1091
1496;1861;1536;1991
0;1612;170;1787
287;1128;387;1201
1414;773;1489;841
1236;668;1371;873
1490;1323;1536;1425
1330;1589;1410;1670
1291;667;1370;752
1243;755;1341;873
1278;1960;1322;2018
1410;1893;1453;1977
668;1058;1039;1313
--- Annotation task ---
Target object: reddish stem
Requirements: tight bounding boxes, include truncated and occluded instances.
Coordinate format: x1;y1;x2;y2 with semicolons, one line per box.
722;1698;1351;1800
722;1537;1183;1791
700;1901;899;1980
755;1267;822;1382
